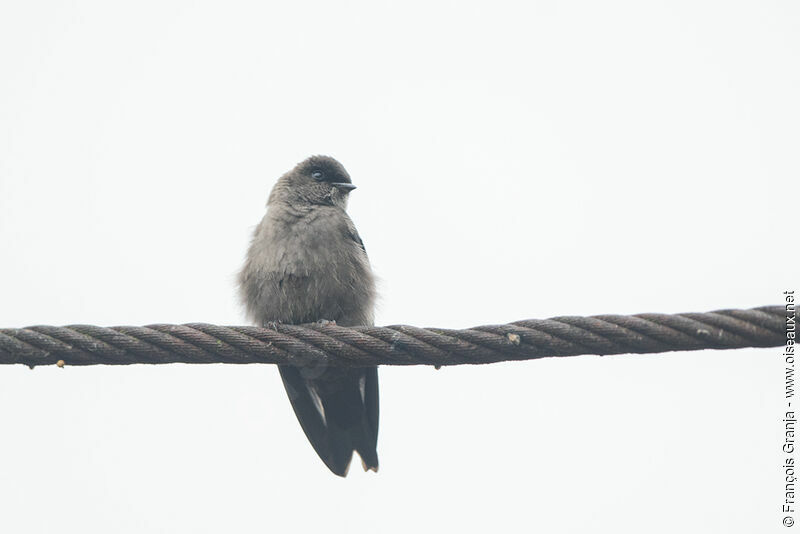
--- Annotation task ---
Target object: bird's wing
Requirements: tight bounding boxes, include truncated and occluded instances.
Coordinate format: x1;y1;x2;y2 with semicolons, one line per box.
361;366;380;462
278;365;353;476
344;215;367;256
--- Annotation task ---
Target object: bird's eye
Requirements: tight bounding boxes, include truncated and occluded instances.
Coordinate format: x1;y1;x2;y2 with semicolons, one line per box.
311;171;324;181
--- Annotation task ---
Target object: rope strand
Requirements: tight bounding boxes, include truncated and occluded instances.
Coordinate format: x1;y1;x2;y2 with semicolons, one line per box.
0;305;788;369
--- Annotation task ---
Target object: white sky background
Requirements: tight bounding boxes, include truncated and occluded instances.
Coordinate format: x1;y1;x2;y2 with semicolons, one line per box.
0;1;798;532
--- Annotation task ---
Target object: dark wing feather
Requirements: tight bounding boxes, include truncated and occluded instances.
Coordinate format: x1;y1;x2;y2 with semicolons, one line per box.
278;365;352;476
357;366;380;469
346;218;368;256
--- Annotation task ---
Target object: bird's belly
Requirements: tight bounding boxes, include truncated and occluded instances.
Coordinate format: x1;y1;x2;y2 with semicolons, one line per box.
256;251;371;326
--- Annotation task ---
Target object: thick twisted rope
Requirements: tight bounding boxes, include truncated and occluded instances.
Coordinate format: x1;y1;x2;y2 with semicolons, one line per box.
0;305;788;369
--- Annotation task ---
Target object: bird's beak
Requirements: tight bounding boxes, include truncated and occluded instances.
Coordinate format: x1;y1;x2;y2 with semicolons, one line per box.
332;183;357;192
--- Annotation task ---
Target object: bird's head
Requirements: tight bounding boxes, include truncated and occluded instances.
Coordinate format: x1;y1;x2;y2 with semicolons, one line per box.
268;155;356;210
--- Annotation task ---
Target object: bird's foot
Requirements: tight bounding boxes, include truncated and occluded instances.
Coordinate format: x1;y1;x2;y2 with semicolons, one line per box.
316;319;337;326
265;321;281;331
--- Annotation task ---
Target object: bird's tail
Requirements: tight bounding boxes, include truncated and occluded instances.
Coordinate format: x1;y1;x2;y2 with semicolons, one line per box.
278;365;379;477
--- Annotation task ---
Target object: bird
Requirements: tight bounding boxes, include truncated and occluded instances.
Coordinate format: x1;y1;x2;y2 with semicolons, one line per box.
238;155;378;477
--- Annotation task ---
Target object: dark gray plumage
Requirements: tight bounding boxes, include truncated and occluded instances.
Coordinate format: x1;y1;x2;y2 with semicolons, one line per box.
238;155;378;476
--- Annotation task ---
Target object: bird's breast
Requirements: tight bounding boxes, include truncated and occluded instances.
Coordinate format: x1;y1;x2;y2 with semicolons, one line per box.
240;207;375;326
